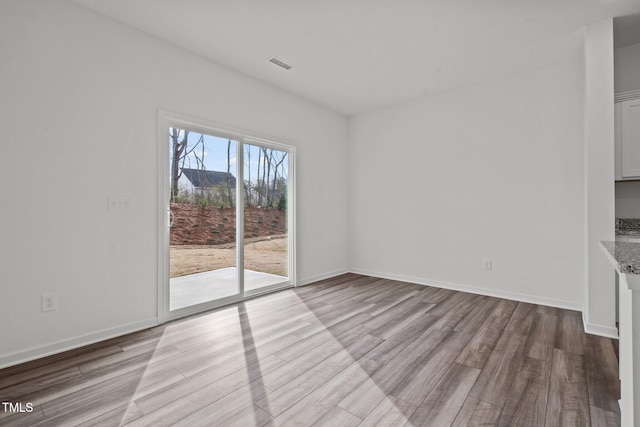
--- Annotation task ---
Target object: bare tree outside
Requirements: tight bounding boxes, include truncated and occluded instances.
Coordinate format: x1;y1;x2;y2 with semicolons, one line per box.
170;128;189;201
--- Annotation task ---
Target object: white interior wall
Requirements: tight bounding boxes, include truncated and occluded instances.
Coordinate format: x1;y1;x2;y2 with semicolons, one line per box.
348;58;586;310
615;41;640;94
0;0;349;367
616;181;640;218
583;19;617;337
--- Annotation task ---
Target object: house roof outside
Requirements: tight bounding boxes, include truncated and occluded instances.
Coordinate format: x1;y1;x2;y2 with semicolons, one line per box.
181;168;236;188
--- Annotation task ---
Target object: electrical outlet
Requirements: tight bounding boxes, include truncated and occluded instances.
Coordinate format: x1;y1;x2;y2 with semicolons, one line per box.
483;259;492;270
41;293;57;312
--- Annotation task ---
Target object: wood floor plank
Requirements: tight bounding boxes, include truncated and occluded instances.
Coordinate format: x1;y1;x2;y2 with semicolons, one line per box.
0;331;138;375
525;311;558;362
216;404;273;427
76;402;144;427
453;296;499;334
258;324;372;391
169;311;312;353
0;366;83;401
1;353;180;410
338;278;400;303
452;397;503;426
337;329;449;419
321;312;374;338
0;345;123;391
361;282;411;304
76;342;183;374
358;395;416;427
119;302;307;353
363;292;431;331
583;333;620;414
359;313;439;365
590;406;621;427
455;299;519;370
456;325;504;370
407;362;480;426
0;409;46;427
293;313;374;342
273;357;380;426
335;367;402;421
170;381;270;427
468;331;527;408
428;291;478;317
176;331;299;378
274;327;347;362
130;333;261;378
314;286;365;307
537;305;559;317
311;406;361;427
479;298;519;331
428;300;478;332
391;331;473;406
555;309;585;355
289;305;367;339
129;355;283;427
545;349;591;426
367;301;434;340
362;290;422;316
322;277;385;305
0;276;620;427
134;354;286;416
291;300;356;322
498;357;550;427
33;368;185;426
421;287;456;304
255;334;383;417
297;278;377;304
504;302;537;335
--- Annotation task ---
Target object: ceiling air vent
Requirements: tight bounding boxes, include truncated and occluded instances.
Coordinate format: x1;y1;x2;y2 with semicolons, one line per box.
267;57;293;70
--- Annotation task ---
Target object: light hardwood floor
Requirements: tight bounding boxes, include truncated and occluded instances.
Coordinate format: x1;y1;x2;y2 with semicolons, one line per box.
0;274;620;426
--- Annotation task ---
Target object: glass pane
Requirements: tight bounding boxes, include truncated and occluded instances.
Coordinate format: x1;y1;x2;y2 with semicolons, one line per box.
169;128;238;310
243;144;289;292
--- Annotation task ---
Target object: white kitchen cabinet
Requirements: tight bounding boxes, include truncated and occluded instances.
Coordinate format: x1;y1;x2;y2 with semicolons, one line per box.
602;241;640;426
616;98;640;180
618;273;640;427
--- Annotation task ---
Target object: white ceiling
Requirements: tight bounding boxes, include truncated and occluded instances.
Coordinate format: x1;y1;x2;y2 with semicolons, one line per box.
73;0;640;115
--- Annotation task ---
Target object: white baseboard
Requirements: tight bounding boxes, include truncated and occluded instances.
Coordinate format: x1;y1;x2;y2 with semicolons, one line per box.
350;268;583;312
297;268;349;287
582;311;619;339
0;317;159;369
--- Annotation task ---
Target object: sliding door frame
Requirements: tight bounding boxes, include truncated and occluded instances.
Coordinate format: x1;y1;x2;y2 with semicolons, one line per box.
157;110;296;323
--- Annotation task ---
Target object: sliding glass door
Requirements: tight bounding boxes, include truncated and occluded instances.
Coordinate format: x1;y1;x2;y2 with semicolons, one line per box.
168;129;240;311
159;113;294;320
242;143;290;295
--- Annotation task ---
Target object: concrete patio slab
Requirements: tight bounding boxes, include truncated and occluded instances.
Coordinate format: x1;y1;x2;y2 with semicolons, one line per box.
170;267;288;311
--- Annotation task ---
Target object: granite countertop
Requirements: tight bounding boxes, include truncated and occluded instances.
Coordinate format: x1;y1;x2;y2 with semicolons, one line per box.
600;240;640;275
